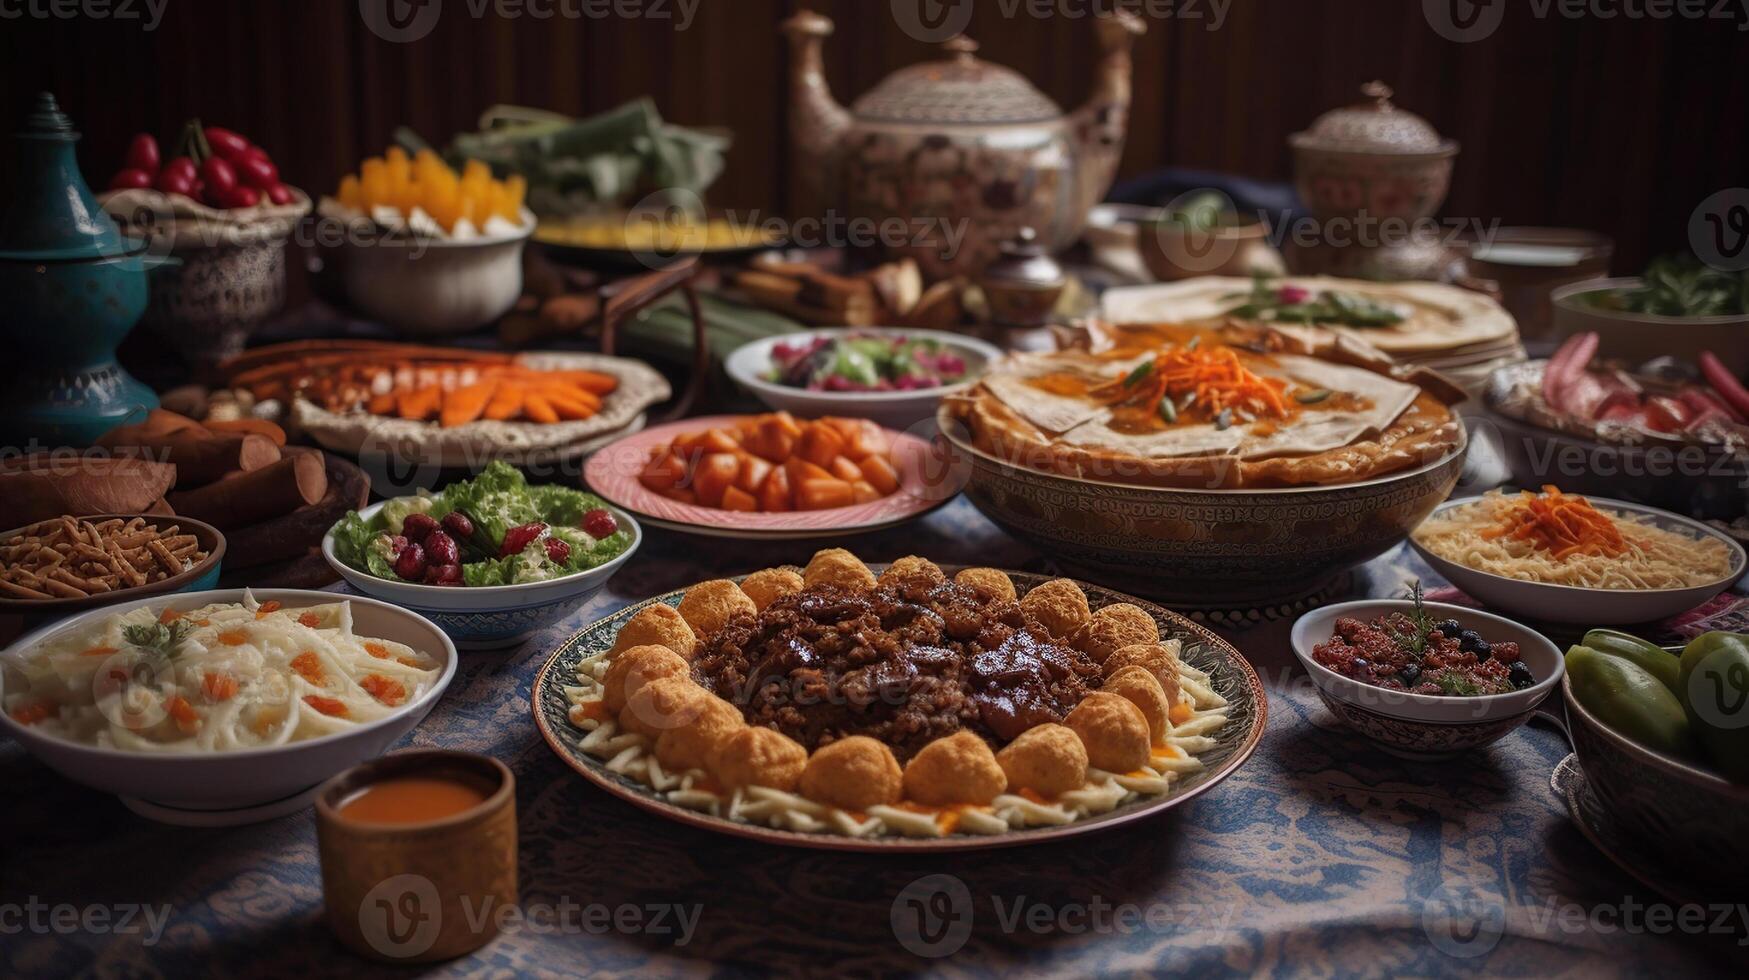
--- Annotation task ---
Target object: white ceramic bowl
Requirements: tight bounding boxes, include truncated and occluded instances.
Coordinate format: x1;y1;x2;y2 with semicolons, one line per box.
0;589;457;822
1290;599;1564;758
321;499;641;649
333;214;534;336
1408;496;1747;625
725;328;1003;430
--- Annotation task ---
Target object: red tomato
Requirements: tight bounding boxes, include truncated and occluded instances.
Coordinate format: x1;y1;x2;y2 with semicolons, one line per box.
263;182;294;206
199;156;237;195
161;156;197;181
108;168;153;190
124;133;159;175
204;126;252;161
235;149;278;188
153;168;195;196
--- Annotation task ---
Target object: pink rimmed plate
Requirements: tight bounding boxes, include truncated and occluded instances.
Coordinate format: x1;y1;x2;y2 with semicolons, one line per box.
582;415;959;540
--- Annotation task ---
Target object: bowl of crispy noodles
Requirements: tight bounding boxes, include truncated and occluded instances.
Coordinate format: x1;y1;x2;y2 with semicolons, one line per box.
1408;487;1746;625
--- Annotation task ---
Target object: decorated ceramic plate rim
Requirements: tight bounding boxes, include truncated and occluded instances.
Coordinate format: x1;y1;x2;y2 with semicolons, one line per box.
1409;494;1748;597
531;566;1267;852
938;407;1470;497
583;415;955;536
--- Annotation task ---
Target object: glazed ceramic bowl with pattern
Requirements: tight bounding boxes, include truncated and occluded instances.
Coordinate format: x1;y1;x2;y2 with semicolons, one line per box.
940;413;1467;609
1563;670;1749;872
1290;599;1564;759
321;499;641;650
0;589;458;825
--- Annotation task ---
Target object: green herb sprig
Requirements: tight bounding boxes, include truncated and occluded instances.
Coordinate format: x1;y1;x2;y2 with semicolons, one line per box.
123;620;197;659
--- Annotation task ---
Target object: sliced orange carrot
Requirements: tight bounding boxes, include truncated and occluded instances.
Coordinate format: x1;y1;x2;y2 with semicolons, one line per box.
692;453;741;509
364;641;391;659
80;645;118;657
483;383;524;421
542;388;598;421
397;384;441;421
202;672;240;702
523;392;559;424
745;418;796;463
758;465;792;512
367;392;398;415
659;487;699;505
796;422;846;468
769;411;804;438
440;380;496;428
217;630;249;646
639;453;689;493
829;456;863;483
858;454;901;495
290;651;326;685
735;455;773;494
303;695;348;718
699;428;741;454
166;695;201;734
360;674;407;707
298;611;322;628
785;456;834;486
720;486;759;512
796;478;855;511
850;480;882;504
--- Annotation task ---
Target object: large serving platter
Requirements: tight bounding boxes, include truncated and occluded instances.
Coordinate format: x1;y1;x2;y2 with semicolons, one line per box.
532;568;1267;852
584;415;956;540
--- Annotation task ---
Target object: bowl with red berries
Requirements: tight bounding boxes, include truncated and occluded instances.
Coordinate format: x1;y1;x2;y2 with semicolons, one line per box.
96;121;312;370
321;462;640;649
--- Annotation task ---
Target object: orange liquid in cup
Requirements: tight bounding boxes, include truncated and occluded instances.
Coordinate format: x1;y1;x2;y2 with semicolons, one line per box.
336;775;490;825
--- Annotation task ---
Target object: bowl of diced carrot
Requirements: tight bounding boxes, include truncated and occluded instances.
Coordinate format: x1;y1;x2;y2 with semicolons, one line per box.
584;412;953;537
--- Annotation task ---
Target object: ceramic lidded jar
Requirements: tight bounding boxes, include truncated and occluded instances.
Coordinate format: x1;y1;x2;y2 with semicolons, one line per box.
0;93;155;447
782;11;1145;281
1289;81;1459;223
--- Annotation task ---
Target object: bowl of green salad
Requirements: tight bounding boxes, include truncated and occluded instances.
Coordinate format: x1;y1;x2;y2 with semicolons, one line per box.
322;462;639;649
725;327;1003;429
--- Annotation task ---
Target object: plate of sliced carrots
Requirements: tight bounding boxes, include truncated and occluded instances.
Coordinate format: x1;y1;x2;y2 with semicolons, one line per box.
218;342;671;466
584;413;959;539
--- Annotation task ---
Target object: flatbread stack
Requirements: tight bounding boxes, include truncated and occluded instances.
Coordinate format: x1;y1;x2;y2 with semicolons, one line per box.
1100;276;1525;396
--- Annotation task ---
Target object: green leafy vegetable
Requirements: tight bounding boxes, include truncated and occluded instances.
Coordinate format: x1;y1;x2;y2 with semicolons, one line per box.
123;620;196;659
1580;255;1749;317
1226;274;1407;328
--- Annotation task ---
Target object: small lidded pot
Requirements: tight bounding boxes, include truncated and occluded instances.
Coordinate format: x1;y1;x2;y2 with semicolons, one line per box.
978;227;1067;328
316;750;516;964
1289;81;1459;223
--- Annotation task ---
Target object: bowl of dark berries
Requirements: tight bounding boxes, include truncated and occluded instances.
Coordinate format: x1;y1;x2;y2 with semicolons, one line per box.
1290;586;1564;759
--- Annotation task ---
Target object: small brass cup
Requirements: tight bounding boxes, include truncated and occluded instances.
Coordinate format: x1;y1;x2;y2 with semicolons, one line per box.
316;750;517;963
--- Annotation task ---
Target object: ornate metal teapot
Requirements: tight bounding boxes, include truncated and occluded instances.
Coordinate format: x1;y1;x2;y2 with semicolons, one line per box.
781;10;1144;281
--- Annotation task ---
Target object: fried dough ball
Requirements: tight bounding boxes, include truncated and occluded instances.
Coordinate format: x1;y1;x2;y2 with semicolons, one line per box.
1064;692;1151;773
618;676;708;739
739;568;804;612
654;694;745;774
901;731;1007;806
601;644;691;714
954;567;1017;602
802;548;876;592
1103;642;1183;706
1102;666;1171;745
1020;579;1091;640
675;579;757;640
877;555;946;589
995;723;1088;799
708;726;809;793
1071;603;1159;663
799;735;902;810
609;604;699;660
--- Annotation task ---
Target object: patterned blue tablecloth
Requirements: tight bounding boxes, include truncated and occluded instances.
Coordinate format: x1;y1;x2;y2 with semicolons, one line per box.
3;498;1745;977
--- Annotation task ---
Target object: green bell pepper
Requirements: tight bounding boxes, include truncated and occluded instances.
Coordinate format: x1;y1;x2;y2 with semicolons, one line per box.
1566;645;1696;759
1677;631;1749;782
1580;628;1681;693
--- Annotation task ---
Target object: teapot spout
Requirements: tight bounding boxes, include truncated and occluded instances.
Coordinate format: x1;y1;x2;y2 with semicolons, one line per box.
781;11;851;218
1069;11;1146;217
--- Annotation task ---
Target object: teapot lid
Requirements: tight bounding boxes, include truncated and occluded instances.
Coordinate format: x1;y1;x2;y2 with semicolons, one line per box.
1289;81;1457;155
0;92;135;261
851;36;1063;125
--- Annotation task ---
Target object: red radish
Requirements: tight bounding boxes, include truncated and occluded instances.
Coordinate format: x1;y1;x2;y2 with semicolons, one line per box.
499;522;547;558
124;133;160;175
543;536;571;564
1541;332;1598;411
582;509;618;539
109;168;153;190
263;182;293;206
162;156;197;181
153;168;195;196
204;126;252;161
1698;352;1749;420
1677;386;1746;424
1643;396;1693;433
216;185;260;209
199;156;237;195
235;149;278;188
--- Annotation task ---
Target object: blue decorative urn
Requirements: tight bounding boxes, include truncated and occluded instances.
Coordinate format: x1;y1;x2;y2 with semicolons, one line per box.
0;92;157;448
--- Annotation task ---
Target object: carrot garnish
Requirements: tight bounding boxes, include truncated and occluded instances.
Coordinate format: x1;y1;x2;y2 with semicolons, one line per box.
1481;486;1627;559
290;651;326;685
302;695;348;718
297;612;322;628
165;695;201;734
217;630;249;646
359;674;407;707
255;600;283;619
1090;343;1296;424
202;672;240;702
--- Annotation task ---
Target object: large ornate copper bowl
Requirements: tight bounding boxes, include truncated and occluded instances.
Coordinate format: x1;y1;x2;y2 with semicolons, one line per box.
939;412;1467;609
